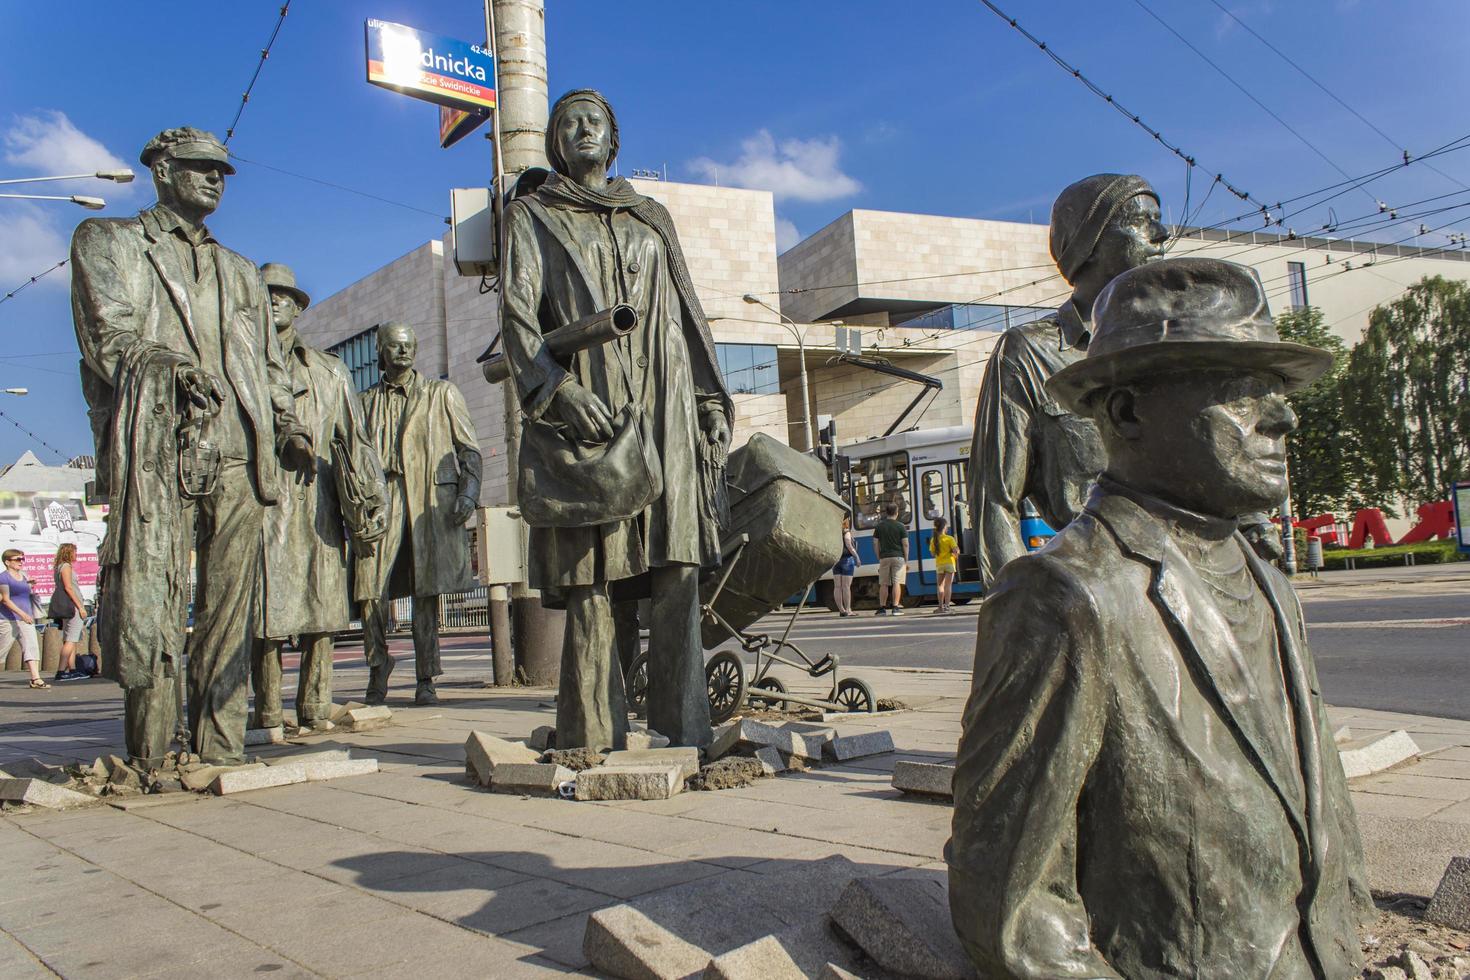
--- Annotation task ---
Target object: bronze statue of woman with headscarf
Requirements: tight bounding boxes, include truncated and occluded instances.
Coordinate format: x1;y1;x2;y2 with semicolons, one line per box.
500;89;733;752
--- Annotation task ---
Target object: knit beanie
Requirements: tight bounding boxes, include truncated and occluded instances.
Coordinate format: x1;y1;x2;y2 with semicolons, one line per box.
1049;174;1159;283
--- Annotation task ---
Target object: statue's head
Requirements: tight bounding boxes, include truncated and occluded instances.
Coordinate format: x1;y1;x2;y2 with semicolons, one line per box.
1050;174;1167;288
546;89;619;180
261;263;310;333
141;127;234;220
376;321;417;374
1047;257;1332;519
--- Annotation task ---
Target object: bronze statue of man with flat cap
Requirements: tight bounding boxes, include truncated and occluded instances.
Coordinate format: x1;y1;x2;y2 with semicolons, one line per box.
969;174;1168;586
948;256;1373;978
70;127;316;768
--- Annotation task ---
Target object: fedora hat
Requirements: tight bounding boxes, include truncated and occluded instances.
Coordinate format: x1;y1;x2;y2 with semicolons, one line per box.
1046;256;1333;414
260;263;310;310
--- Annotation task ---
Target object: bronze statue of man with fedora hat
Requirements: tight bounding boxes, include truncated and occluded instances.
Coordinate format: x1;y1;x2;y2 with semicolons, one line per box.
70;126;316;768
948;256;1373;978
249;264;387;734
969;174;1168;586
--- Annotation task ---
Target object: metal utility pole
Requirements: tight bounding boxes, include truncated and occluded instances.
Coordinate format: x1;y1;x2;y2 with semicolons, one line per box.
487;0;561;686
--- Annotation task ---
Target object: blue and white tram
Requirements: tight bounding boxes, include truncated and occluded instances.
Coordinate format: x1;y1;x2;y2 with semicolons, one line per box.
813;424;1055;609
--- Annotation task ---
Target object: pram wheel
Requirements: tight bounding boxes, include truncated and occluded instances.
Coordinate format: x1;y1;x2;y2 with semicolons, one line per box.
625;653;649;718
706;651;746;724
831;677;875;714
747;675;787;710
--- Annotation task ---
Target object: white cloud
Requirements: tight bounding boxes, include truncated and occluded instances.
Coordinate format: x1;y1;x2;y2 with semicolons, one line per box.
775;216;801;253
4;110;134;196
689;130;860;203
0;203;68;291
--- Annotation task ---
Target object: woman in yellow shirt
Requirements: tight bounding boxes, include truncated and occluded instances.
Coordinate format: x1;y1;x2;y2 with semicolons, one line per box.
928;517;959;614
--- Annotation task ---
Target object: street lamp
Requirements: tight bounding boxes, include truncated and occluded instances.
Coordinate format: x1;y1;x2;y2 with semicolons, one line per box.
0;193;106;210
0;169;135;186
742;293;815;451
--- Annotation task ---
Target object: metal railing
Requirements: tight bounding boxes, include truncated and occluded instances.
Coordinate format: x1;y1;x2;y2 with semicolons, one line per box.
387;586;489;631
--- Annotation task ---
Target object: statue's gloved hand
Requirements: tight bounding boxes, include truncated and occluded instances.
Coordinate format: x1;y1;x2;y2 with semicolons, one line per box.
177;365;224;410
550;382;614;444
451;494;476;526
700;408;731;451
281;434;316;485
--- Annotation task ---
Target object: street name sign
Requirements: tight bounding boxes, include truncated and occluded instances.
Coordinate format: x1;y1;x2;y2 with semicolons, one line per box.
365;19;496;113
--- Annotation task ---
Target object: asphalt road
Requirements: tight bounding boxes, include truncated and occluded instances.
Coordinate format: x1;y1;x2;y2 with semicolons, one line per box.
724;571;1470;720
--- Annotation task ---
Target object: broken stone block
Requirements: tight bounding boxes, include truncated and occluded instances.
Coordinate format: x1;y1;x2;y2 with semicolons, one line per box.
327;701;362;723
892;761;954;798
244;726;284;746
830;875;975;980
817;964;862;980
779;722;837;745
584;904;711;980
0;778;94;810
603;747;700;781
465;732;544;787
528;725;556;751
754;746;789;776
703;935;805;980
576;764;682;802
210;763;306;795
264;749;350;768
491;763;575;796
1339;730;1419;779
710;719;783;759
341;705;392;731
301;758;378;781
626;729;672;751
107;762;143;791
824;731;896;762
1332;724;1353;744
1425;856;1470;932
180;762;264;793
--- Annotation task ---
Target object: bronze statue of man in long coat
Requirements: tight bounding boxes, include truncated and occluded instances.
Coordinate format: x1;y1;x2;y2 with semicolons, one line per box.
70;127;315;767
500;89;733;752
250;264;386;732
355;321;480;706
968;174;1167;586
948;257;1373;978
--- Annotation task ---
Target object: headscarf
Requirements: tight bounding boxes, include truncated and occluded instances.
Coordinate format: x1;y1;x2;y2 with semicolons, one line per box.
1049;173;1158;283
545;89;620;177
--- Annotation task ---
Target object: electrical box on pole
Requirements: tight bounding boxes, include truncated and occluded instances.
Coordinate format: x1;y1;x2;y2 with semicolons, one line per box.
450;187;497;277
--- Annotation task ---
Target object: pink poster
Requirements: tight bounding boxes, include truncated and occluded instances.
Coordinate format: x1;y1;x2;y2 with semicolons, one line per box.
21;553;99;598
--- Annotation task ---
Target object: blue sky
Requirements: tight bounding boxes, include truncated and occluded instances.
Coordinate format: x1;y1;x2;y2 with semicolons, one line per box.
1;0;1467;463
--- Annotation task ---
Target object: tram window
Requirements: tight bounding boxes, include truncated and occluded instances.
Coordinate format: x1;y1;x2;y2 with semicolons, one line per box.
921;469;944;521
849;451;911;528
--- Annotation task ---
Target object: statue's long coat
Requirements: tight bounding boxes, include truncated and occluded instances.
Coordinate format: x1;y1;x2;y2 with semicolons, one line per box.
260;346;384;638
353;371;477;600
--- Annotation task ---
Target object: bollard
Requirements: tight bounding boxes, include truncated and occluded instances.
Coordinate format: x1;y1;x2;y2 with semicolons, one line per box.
4;639;19;672
40;626;61;673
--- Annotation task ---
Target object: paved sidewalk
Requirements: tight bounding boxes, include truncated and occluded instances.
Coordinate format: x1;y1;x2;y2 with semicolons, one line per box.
3;657;1468;978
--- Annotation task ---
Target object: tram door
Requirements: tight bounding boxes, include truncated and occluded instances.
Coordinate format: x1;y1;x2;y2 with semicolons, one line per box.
914;464;952;587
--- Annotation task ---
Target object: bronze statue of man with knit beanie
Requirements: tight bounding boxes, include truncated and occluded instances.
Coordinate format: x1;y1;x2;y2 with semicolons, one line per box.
968;174;1167;586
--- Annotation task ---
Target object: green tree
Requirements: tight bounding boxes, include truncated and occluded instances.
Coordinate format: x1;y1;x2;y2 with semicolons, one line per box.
1273;307;1370;517
1342;275;1470;508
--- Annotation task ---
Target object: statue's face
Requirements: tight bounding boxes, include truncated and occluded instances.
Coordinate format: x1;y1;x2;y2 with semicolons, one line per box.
1119;370;1297;517
155;157;226;217
553;100;612;176
1088;194;1168;283
269;289;299;331
379;327;417;373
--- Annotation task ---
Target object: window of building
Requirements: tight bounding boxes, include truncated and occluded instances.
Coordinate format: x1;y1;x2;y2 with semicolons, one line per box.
895;303;1052;332
1287;261;1309;310
715;343;780;395
327;327;381;393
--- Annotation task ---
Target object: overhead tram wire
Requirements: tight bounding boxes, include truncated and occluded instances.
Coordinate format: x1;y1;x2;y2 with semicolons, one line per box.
1127;0;1377;207
0;259;68;308
226;153;445;219
0;408;69;461
223;2;291;145
1204;0;1468;194
975;0;1271;220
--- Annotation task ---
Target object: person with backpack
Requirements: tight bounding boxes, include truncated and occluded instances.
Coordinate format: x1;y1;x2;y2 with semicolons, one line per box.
49;543;93;680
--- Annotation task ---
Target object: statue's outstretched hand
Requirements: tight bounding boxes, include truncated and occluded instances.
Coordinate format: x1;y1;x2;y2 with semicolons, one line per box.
551;382;614;444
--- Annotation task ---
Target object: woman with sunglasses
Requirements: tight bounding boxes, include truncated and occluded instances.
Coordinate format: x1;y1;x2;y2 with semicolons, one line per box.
0;549;46;689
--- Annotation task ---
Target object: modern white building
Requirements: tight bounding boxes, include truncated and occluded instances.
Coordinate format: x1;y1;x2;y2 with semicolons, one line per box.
295;181;1470;511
